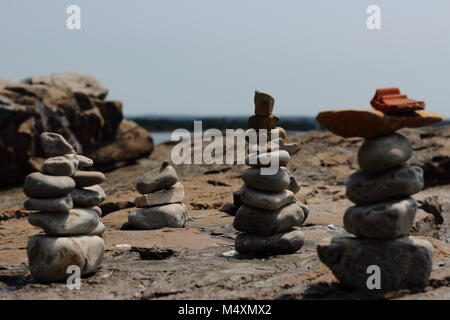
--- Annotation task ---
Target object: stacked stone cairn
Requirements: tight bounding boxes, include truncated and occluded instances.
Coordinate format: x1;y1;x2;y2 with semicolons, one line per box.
233;91;308;255
316;88;444;291
128;161;188;229
24;132;106;283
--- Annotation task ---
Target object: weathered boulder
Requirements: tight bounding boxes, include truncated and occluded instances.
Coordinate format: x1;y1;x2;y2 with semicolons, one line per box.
0;73;153;187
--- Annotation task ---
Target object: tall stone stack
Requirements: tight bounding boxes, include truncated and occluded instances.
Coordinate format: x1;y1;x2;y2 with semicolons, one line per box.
316;88;444;291
232;91;308;255
24;132;106;283
128;161;188;229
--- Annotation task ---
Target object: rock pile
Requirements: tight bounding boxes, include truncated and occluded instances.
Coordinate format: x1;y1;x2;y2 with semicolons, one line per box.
0;72;153;188
24;132;105;283
128;161;188;229
233;91;308;255
316;88;444;291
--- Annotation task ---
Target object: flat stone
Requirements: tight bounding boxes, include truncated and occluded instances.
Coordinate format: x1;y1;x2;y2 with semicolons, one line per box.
28;207;100;236
27;235;104;283
40;132;75;157
370;88;425;115
316;109;444;138
254;90;275;116
242;167;290;192
240;185;295;211
89;221;106;236
24;196;73;213
317;236;433;291
136;164;178;194
75;155;94;168
346;166;424;205
233;201;307;235
23;172;75;198
235;229;305;255
245;150;290;168
358;133;412;173
135;182;184;208
42;155;78;176
128;203;188;230
248;114;279;130
344;198;417;238
73;171;105;187
90;206;102;217
70;185;106;207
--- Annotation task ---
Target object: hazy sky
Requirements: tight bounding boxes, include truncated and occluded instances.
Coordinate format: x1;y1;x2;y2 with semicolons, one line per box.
1;0;449;116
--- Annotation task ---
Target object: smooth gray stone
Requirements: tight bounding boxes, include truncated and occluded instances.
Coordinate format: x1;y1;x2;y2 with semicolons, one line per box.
358;133;412;173
128;203;188;230
344;198;417;238
135;182;184;208
240;185;294;211
28;208;100;236
23;196;73;213
23;172;75;198
89;206;102;217
27;235;104;283
317;236;433;291
233;188;243;209
136;164;178;194
346;166;424;205
40;132;75;157
73;171;105;187
235;229;305;255
75;155;94;168
89;221;105;236
245;150;290;168
233;202;307;235
42;155;78;176
70;185;106;207
241;167;290;192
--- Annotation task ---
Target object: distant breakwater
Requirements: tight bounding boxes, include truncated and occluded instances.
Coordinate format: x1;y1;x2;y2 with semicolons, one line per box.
127;116;323;132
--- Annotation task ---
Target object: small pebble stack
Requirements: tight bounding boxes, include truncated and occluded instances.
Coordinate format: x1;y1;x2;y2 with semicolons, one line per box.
233;91;308;255
316;88;444;291
24;132;105;283
128;161;188;229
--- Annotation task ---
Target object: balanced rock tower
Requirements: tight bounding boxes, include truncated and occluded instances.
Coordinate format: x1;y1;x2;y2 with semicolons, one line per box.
233;91;308;255
128;161;188;229
24;132;106;283
316;88;444;291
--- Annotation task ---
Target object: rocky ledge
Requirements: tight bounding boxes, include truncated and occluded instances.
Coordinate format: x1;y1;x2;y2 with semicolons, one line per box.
0;73;154;187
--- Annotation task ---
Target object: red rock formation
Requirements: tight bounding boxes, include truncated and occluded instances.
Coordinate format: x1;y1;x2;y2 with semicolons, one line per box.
371;87;425;114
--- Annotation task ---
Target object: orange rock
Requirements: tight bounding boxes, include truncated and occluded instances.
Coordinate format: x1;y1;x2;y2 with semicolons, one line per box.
371;87;425;114
316;109;444;138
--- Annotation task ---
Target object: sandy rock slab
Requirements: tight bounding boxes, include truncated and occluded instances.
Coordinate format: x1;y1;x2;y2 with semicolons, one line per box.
317;236;433;291
27;235;105;283
316;109;443;138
